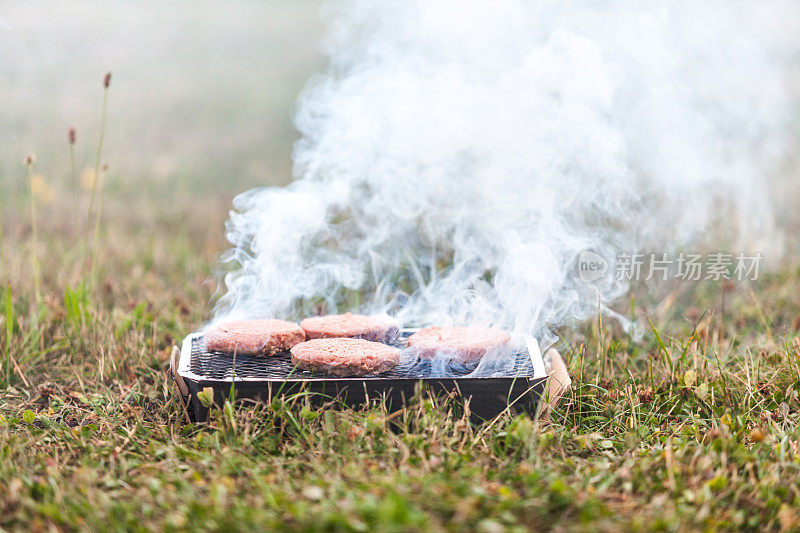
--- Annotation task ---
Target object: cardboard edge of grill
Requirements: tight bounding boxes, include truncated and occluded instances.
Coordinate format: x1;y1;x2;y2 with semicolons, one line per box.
172;331;554;423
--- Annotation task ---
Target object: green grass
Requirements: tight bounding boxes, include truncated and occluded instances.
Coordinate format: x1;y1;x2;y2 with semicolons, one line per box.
3;10;799;526
1;179;800;531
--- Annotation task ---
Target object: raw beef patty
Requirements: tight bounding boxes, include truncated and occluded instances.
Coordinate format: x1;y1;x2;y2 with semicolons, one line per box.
300;313;398;342
290;337;400;377
407;326;511;363
204;319;306;356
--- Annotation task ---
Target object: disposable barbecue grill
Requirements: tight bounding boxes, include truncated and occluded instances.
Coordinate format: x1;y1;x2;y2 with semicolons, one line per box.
170;329;569;422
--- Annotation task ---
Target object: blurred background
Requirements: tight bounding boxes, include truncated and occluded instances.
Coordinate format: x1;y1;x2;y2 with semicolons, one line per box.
0;0;326;319
0;0;324;199
1;0;799;323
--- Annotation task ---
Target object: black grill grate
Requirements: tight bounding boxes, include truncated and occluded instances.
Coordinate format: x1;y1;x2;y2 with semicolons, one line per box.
189;334;535;380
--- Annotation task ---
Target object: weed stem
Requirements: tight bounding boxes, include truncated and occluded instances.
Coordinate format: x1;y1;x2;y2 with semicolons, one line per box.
25;157;42;308
88;73;111;279
69;127;78;229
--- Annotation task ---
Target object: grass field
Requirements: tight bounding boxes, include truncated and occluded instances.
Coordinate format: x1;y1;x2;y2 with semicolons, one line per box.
3;4;800;532
2;168;800;532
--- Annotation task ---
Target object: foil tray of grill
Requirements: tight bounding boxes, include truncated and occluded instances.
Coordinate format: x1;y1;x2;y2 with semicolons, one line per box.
173;330;549;422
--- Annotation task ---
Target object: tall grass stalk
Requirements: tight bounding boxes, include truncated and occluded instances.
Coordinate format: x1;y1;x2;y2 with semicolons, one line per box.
88;72;111;274
25;156;42;309
91;164;106;283
69;127;78;228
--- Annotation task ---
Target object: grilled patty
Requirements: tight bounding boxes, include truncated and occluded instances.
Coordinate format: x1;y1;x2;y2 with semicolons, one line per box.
300;313;399;343
290;337;400;377
407;326;511;363
204;319;306;356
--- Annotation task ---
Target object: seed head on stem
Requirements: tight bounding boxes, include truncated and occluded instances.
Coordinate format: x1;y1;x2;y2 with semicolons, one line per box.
88;70;112;285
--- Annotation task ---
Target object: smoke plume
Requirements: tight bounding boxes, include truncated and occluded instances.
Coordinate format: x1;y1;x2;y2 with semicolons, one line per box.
215;0;799;343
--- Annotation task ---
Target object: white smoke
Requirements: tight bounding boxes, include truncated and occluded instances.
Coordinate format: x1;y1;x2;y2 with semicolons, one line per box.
215;0;799;342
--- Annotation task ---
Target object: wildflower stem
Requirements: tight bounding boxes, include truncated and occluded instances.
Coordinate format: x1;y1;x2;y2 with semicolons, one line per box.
88;87;108;219
69;129;78;229
91;164;105;284
88;74;111;278
26;160;42;308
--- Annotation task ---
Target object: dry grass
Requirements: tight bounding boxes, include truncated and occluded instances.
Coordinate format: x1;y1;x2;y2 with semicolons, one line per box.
1;44;800;526
0;173;799;532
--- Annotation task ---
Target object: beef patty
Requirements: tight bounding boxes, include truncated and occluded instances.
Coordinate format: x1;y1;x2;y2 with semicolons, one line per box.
300;313;399;343
407;326;511;363
290;337;400;377
204;319;306;356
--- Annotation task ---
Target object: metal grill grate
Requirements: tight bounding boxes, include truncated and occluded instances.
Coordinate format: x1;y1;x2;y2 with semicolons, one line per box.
189;334;535;380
